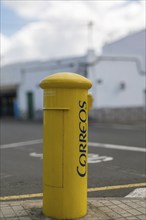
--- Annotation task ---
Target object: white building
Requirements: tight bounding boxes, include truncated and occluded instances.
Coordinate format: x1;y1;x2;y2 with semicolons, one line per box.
88;29;145;121
0;29;145;122
87;54;145;122
103;29;146;72
0;56;87;119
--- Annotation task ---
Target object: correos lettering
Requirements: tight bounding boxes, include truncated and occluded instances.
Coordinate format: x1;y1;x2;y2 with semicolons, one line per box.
77;100;87;177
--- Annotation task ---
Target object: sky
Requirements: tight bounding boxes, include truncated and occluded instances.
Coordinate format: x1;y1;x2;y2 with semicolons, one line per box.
0;0;145;65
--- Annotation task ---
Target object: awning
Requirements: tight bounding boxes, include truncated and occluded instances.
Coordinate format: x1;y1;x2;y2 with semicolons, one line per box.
0;84;18;95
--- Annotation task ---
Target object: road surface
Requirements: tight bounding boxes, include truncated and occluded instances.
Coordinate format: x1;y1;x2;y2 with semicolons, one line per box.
0;119;145;198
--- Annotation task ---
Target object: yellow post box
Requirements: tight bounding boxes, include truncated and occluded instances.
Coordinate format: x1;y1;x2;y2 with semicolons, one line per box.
88;93;93;111
40;72;92;219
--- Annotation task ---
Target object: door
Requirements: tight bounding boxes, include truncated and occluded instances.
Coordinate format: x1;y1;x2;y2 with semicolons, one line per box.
27;92;34;119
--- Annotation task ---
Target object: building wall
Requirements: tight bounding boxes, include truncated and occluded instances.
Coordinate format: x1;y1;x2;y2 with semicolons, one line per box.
88;57;145;122
1;56;87;119
88;57;145;109
93;29;146;122
103;29;146;72
18;66;77;119
1;48;145;122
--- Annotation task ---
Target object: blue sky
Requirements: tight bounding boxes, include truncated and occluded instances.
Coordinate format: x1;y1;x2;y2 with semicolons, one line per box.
1;0;145;65
1;2;33;36
1;0;143;36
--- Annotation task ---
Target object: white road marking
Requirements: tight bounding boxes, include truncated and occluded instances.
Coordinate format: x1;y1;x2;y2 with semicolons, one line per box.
29;152;43;159
0;173;12;179
88;153;113;163
125;188;146;198
29;152;113;164
0;139;43;149
29;152;113;163
0;139;145;153
88;142;146;153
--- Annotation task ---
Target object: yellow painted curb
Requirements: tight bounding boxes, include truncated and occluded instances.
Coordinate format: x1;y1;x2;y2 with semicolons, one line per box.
88;182;146;192
1;182;146;201
0;193;43;201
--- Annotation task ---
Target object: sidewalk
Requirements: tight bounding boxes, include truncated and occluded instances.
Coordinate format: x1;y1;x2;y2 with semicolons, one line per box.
0;198;146;220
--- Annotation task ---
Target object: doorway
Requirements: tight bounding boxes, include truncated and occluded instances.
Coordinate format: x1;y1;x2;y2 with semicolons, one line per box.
27;91;34;119
0;91;16;117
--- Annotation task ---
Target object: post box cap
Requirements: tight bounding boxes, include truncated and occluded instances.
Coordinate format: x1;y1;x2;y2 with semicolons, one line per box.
40;72;92;89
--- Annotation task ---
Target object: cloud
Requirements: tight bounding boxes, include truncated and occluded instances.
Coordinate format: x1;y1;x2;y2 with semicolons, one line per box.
3;0;125;22
4;1;91;21
1;0;145;65
3;0;47;20
1;21;87;65
0;33;10;55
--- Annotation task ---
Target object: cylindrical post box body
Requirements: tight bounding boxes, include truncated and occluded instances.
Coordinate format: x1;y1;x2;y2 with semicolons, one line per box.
88;93;93;111
40;72;92;219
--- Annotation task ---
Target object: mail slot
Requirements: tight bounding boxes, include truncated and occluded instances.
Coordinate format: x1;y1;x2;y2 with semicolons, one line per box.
40;72;92;219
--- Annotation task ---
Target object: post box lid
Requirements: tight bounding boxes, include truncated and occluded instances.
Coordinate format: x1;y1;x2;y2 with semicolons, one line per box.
40;72;92;89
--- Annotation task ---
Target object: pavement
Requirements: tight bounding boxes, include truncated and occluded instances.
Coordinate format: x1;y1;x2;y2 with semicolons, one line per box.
0;198;146;220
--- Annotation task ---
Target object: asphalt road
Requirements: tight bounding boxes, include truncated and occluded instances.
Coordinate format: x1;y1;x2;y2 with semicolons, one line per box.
0;119;145;198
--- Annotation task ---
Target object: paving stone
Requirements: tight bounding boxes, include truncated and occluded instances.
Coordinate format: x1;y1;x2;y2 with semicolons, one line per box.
110;200;122;205
120;212;133;217
15;210;28;216
107;205;118;209
89;200;104;207
117;218;128;220
98;206;112;212
138;207;146;214
127;209;142;216
0;211;4;218
137;215;146;220
126;217;139;220
118;204;132;210
0;204;9;207
112;207;127;214
105;211;122;218
1;198;146;219
135;201;146;208
1;207;16;217
6;218;19;220
12;205;25;211
18;217;32;220
1;207;12;212
98;200;113;205
129;202;144;209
